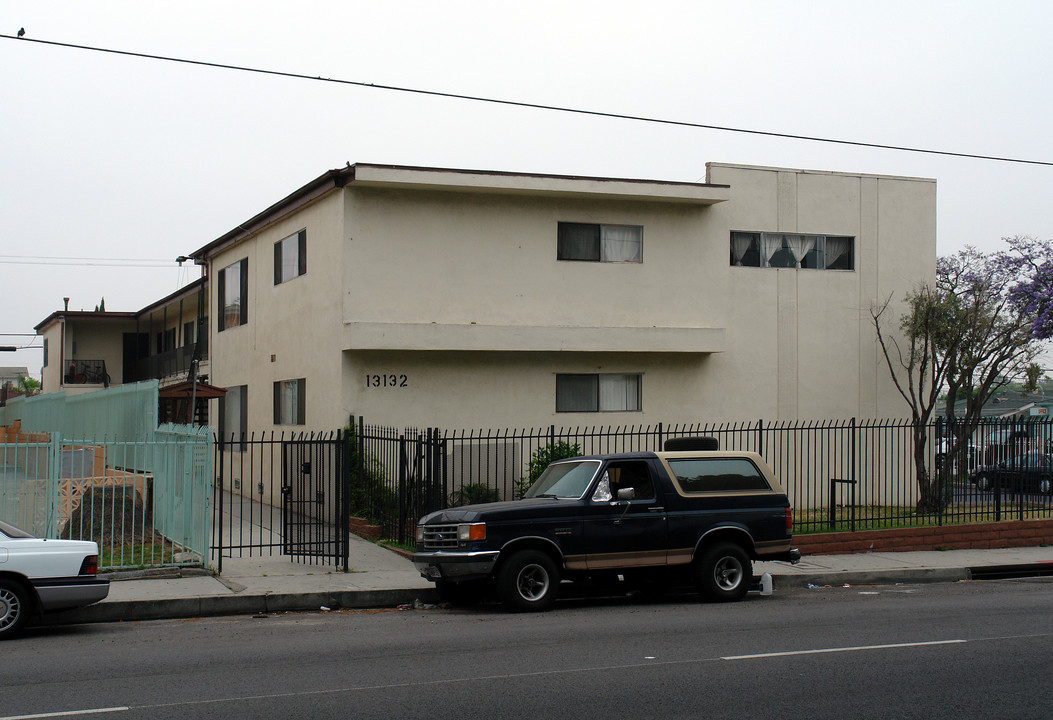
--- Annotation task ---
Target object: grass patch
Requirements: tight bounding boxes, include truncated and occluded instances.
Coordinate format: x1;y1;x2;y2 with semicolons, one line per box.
796;502;1053;534
376;538;415;553
99;543;183;570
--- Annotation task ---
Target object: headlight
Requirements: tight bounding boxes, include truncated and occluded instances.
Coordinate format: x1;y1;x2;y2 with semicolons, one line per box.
458;522;486;541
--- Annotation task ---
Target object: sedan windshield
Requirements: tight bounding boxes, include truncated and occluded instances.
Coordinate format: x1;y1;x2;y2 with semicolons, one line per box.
524;460;601;499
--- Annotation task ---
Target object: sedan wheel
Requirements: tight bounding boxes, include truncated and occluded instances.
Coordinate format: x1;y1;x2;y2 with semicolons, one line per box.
1040;477;1052;495
974;473;993;492
0;579;30;640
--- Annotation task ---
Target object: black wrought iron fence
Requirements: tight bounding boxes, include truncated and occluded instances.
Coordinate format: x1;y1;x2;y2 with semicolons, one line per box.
352;415;1053;539
210;416;1053;567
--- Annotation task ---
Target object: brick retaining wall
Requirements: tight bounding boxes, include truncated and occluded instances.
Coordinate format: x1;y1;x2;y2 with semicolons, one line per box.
796;518;1053;556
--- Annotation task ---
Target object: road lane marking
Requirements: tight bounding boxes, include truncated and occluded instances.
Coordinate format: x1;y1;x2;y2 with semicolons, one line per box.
0;709;129;720
4;638;979;717
722;639;966;660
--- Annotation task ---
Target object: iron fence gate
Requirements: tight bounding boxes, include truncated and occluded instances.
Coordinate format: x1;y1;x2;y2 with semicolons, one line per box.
212;431;349;571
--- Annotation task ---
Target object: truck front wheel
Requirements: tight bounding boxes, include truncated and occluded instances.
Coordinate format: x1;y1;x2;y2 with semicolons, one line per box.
695;542;752;603
496;550;559;612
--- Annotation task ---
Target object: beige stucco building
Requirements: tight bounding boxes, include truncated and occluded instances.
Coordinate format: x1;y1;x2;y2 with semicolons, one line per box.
186;162;936;435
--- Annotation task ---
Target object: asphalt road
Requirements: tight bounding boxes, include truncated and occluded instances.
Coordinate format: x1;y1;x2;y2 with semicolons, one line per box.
4;579;1053;720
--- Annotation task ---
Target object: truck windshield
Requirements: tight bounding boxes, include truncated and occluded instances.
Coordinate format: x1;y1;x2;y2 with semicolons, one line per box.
524;460;601;499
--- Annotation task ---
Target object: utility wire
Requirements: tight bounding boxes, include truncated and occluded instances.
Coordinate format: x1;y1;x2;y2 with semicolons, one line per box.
4;33;1052;168
0;254;173;267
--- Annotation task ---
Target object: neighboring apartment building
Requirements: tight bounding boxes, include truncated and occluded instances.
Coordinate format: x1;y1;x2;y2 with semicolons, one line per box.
187;162;936;436
35;278;211;420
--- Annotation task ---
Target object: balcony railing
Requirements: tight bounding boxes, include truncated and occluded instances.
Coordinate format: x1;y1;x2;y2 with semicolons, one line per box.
64;360;110;386
133;340;208;382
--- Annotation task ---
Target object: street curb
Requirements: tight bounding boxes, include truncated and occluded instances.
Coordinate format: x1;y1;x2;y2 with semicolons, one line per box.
42;562;1053;628
772;568;970;589
43;587;442;626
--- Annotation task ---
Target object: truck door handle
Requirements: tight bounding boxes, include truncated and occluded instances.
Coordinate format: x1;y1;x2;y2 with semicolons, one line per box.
649;507;665;513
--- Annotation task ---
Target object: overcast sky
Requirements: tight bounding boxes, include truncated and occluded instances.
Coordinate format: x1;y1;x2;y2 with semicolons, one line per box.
3;1;1052;376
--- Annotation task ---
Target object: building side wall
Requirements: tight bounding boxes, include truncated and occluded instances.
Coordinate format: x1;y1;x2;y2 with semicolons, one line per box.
703;165;936;420
208;191;346;432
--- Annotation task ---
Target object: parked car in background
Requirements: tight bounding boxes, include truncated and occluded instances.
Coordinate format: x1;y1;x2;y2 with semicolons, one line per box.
970;452;1053;495
0;520;110;639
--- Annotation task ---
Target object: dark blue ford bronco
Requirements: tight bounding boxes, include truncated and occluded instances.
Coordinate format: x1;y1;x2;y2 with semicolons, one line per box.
412;443;801;611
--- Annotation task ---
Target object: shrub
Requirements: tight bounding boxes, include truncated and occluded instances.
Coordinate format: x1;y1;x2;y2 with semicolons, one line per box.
515;441;582;498
448;483;501;507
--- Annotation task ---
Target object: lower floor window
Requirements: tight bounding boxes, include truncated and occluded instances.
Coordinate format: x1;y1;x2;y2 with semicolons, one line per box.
556;373;641;412
219;384;247;449
273;378;306;425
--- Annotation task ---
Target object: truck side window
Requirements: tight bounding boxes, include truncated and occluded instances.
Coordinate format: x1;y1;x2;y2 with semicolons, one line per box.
605;461;655;501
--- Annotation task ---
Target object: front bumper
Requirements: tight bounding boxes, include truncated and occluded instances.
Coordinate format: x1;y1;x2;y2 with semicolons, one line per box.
412;550;500;582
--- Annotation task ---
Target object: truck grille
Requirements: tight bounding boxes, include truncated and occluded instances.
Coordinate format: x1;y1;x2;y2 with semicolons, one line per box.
420;524;460;549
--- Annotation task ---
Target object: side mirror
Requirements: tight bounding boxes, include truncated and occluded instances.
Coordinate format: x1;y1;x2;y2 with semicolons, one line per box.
617;488;636;501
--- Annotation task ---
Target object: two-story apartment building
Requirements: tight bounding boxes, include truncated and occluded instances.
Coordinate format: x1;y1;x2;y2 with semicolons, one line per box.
187;162;936;435
35;278;213;422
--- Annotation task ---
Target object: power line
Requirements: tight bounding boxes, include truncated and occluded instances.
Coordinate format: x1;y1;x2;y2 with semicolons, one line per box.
0;254;173;267
5;33;1052;169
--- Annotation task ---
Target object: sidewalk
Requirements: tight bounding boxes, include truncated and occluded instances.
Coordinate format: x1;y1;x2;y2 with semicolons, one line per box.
50;539;1053;627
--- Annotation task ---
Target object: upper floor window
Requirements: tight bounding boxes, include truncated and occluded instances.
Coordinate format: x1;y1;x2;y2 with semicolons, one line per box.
556;373;641;412
273;378;306;425
558;222;642;263
217;259;248;331
274;229;307;285
731;232;854;270
43;338;48;367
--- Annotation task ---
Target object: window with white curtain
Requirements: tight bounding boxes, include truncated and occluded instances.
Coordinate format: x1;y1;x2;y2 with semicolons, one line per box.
556;373;641;412
558;223;643;263
730;232;853;270
273;378;306;425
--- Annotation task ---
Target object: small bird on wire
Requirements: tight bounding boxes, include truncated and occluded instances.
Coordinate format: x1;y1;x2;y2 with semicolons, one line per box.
17;27;25;37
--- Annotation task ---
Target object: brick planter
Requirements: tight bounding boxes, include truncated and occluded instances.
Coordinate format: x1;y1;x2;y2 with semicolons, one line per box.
796;518;1053;556
348;516;382;541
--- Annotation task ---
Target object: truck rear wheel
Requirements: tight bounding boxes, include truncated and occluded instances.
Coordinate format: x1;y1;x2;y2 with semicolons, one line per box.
496;550;559;612
695;542;752;603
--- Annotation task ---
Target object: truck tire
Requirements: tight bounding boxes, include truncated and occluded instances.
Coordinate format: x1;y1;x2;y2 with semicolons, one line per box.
0;578;31;640
695;542;752;603
496;550;559;612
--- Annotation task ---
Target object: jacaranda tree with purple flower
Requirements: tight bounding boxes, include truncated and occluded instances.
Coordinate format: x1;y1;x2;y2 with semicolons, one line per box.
872;237;1048;512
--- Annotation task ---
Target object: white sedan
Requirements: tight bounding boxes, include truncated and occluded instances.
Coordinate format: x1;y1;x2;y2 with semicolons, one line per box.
0;519;110;639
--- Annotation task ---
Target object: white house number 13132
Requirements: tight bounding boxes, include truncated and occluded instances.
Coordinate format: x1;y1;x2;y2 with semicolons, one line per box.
366;374;408;388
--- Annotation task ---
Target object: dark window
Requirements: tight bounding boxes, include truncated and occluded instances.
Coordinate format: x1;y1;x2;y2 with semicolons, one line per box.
666;458;771;493
42;338;48;367
273;378;306;425
556;373;641;412
731;232;853;271
218;259;248;331
218;384;248;449
274;229;307;285
182;321;195;347
558;222;642;263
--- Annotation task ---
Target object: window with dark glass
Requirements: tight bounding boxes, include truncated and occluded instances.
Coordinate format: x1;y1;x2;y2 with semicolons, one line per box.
273;378;306;425
730;232;854;270
556;373;641;412
558;222;643;263
217;259;248;331
219;384;248;449
274;229;307;285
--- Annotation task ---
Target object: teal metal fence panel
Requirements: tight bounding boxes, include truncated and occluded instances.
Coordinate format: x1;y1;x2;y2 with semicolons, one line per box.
0;380;160;446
